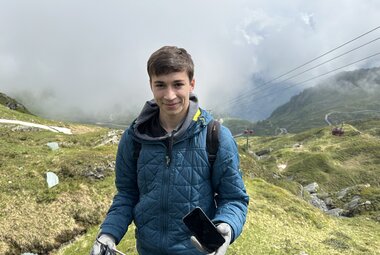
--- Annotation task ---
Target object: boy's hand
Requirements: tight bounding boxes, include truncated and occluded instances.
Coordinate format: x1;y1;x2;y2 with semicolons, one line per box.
90;234;115;255
191;223;232;255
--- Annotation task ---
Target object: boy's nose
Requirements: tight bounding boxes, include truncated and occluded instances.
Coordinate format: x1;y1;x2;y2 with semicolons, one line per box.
164;87;176;100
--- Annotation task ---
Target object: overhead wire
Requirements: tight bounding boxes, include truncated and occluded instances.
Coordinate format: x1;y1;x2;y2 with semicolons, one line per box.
224;36;380;107
223;52;380;125
214;25;380;112
263;25;380;84
244;52;380;104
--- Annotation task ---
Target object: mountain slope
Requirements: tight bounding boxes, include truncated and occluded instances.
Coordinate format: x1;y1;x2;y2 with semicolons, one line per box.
0;92;32;115
0;105;118;254
252;67;380;135
55;178;380;255
56;119;379;255
237;120;380;221
1;99;380;254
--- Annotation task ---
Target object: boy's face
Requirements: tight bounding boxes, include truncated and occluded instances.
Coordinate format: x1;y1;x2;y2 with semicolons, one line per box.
150;71;195;120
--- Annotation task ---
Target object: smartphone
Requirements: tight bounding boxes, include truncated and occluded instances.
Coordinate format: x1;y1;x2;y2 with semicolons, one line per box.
182;207;225;253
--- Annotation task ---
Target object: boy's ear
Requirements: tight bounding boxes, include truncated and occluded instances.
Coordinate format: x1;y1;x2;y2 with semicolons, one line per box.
190;79;195;91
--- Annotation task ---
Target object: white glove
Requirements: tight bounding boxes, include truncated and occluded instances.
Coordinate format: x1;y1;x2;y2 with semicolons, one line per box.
191;223;232;255
90;233;116;255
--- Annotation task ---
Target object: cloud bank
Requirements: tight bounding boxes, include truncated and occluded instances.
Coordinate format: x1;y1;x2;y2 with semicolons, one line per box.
0;0;379;122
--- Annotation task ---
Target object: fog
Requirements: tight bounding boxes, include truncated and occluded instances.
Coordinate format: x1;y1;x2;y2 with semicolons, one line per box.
0;0;379;122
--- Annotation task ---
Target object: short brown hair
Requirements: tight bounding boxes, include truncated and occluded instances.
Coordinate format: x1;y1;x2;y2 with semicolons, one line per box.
147;46;194;81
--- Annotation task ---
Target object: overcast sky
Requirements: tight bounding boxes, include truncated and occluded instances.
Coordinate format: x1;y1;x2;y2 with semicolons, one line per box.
0;0;379;122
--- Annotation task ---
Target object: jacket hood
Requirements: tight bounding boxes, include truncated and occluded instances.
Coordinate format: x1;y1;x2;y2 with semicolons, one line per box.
131;93;210;142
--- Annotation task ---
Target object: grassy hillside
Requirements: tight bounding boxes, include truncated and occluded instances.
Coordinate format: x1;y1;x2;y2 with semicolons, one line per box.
55;178;380;255
241;122;380;190
53;121;380;255
1;104;380;254
0;105;118;254
0;92;32;115
238;121;380;221
252;67;380;135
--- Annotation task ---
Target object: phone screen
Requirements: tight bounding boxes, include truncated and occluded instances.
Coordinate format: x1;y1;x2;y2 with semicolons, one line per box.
182;207;225;253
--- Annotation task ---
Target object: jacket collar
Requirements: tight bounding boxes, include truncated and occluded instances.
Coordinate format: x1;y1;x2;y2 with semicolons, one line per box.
132;93;203;142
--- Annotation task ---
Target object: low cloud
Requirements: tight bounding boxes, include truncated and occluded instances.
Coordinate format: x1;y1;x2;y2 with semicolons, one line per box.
0;0;379;122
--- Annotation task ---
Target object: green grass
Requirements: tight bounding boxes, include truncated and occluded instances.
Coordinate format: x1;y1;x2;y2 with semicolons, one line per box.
238;123;380;191
0;106;119;254
231;179;380;255
54;178;380;255
1;105;380;254
235;122;380;223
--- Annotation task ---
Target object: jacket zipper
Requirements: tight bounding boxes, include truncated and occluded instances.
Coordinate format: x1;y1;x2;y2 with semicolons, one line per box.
166;132;174;166
160;132;174;252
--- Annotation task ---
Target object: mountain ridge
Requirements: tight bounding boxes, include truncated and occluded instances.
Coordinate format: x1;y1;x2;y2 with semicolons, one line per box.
251;66;380;135
0;92;32;115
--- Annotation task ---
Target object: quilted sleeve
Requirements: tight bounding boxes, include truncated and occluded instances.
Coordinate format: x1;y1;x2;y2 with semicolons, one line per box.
211;125;249;243
100;129;139;244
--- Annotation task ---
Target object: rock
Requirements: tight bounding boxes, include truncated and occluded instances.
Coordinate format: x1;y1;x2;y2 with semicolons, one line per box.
309;193;328;211
326;208;345;217
97;130;123;146
46;172;59;188
11;125;39;132
83;161;115;180
85;170;104;179
59;142;74;148
304;182;319;193
46;142;59;151
107;160;116;169
345;196;361;211
323;197;334;207
336;184;371;200
337;187;351;200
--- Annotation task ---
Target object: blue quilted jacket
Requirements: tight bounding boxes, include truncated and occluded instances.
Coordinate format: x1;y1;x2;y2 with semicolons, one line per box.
101;97;249;255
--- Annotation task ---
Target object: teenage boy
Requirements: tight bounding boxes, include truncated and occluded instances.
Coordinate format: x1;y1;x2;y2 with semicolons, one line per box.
91;46;249;255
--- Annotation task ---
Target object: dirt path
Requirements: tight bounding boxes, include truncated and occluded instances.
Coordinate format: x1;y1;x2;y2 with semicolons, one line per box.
0;119;72;134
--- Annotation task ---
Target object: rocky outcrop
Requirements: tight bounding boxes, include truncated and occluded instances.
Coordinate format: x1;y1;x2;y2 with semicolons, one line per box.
0;92;32;114
84;161;116;179
302;182;375;218
303;182;329;212
96;129;123;146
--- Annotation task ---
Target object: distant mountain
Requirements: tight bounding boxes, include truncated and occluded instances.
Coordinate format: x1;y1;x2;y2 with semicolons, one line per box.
219;118;255;135
0;92;32;115
252;67;380;135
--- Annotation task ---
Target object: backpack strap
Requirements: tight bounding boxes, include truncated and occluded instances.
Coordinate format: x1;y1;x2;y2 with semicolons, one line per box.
206;120;220;168
132;139;141;162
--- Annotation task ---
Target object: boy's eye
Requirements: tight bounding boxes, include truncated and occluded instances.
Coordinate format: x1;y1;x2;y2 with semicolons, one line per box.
155;83;165;88
174;83;184;87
